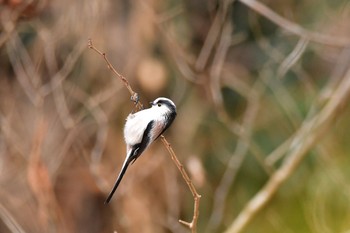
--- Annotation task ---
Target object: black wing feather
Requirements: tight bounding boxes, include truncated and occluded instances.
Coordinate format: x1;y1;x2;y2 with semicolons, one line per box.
104;120;155;204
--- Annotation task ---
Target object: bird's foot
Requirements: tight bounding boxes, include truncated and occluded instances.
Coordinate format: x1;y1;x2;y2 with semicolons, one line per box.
130;92;139;104
130;93;143;113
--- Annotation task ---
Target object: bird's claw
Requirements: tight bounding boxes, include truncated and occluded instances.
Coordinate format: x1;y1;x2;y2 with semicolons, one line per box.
130;93;143;113
130;93;139;104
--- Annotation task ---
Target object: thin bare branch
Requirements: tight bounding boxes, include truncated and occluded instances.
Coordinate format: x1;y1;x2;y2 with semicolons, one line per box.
248;11;316;95
6;36;43;106
161;136;201;233
209;20;233;106
277;38;309;78
195;8;223;71
0;203;27;233
40;28;79;129
260;67;303;129
0;0;34;48
39;39;86;96
88;39;142;109
207;81;263;233
63;81;109;167
195;0;235;71
238;0;350;47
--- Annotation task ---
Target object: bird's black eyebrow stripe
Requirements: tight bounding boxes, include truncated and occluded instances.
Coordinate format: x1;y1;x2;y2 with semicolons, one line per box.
156;99;172;105
156;99;176;113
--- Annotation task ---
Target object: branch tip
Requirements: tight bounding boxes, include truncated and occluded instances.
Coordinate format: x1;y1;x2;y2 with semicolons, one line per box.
87;38;92;48
179;220;192;228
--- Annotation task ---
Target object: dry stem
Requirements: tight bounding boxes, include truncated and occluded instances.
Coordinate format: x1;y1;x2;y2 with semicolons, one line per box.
88;39;142;109
88;39;201;232
160;136;201;233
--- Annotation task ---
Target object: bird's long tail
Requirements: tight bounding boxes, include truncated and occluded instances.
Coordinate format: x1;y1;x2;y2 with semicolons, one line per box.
104;152;132;204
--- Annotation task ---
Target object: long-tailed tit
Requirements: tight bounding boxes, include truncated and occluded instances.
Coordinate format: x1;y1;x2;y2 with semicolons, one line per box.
105;97;177;204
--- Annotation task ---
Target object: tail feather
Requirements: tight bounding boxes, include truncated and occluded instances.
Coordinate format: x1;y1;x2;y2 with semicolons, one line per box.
104;157;131;204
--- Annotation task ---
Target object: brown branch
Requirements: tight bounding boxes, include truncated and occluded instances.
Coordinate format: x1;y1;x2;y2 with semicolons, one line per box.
161;136;201;233
41;30;75;129
277;38;309;78
88;39;141;109
0;0;35;48
206;81;263;233
6;34;43;107
88;39;201;232
195;0;235;71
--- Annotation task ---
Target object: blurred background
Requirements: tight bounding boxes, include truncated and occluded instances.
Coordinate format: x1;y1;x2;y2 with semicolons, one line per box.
1;0;350;232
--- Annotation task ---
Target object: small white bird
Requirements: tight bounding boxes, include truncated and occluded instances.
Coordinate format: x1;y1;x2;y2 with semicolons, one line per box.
105;97;177;204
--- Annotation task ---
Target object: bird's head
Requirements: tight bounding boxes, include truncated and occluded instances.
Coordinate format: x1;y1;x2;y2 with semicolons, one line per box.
150;97;177;115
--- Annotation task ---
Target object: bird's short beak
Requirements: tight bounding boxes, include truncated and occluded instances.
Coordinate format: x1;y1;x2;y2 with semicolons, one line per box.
149;101;154;106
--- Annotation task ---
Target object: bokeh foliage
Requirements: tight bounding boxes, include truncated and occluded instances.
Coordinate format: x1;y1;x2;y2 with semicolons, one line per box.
0;0;350;233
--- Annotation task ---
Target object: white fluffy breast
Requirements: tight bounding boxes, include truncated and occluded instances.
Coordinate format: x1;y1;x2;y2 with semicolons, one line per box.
124;113;149;146
123;108;160;146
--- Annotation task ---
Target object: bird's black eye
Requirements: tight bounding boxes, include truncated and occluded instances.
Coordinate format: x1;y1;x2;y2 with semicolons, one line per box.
157;103;161;107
